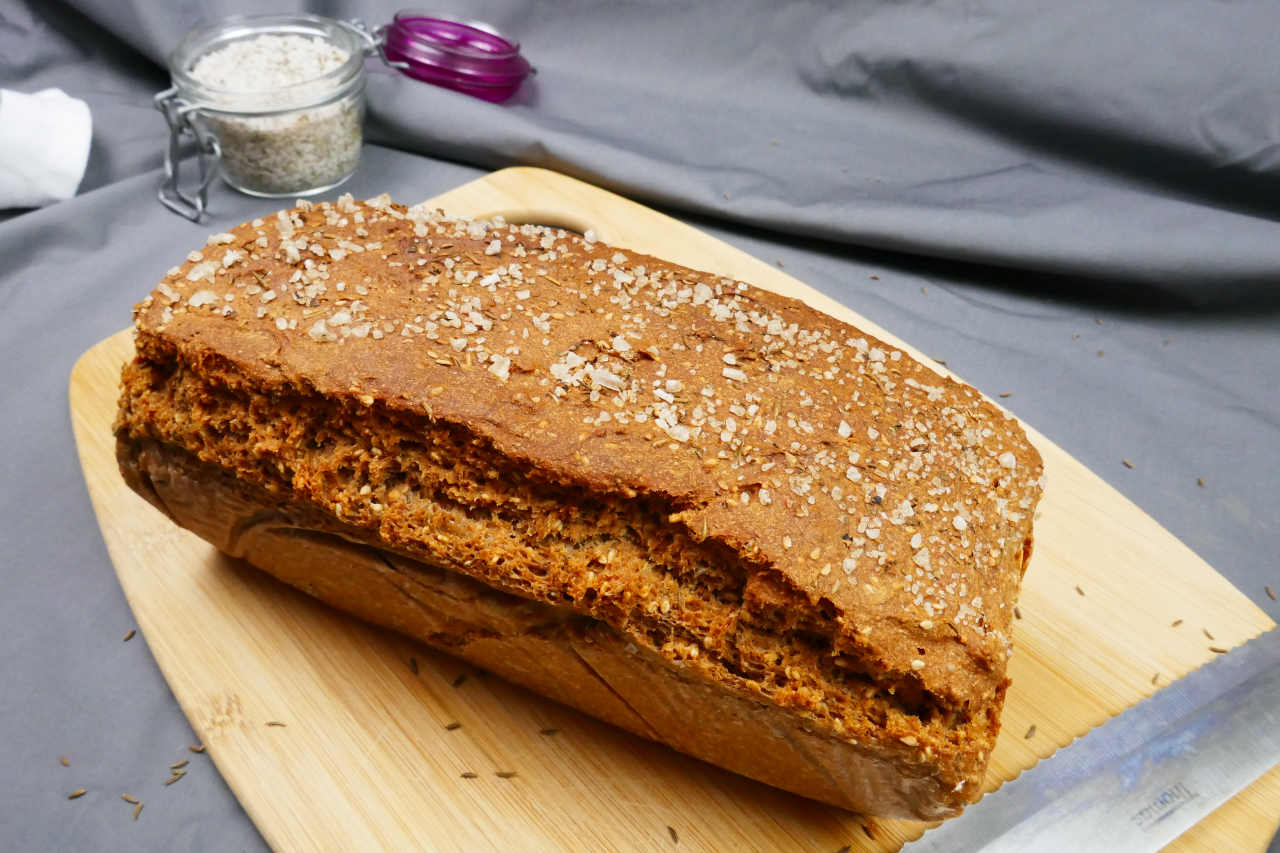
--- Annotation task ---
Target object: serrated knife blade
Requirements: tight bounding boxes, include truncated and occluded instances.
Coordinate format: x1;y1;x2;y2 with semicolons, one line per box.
905;627;1280;852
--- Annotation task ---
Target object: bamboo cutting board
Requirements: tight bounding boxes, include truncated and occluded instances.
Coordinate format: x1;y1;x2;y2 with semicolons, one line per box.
70;167;1279;852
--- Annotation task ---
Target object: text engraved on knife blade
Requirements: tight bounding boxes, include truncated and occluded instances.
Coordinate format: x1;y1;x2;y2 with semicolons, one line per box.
1130;781;1199;830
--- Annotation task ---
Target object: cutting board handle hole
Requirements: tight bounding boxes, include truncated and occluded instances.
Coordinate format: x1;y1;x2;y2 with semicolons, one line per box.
477;209;608;243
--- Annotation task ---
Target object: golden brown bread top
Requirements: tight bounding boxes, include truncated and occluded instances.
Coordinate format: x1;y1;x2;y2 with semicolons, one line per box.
132;194;1044;709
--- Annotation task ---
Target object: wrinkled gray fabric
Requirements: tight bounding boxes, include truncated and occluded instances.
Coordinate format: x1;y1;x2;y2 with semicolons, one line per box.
1;0;1277;849
58;0;1280;302
0;1;167;205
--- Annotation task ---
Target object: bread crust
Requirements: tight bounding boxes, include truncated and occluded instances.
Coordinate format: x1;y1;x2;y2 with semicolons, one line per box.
119;436;966;818
115;195;1043;818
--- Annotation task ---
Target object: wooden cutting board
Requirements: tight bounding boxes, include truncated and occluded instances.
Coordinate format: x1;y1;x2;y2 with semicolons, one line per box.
70;167;1279;852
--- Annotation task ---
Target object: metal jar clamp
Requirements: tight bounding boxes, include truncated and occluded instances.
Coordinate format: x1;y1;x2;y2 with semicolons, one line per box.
153;87;223;221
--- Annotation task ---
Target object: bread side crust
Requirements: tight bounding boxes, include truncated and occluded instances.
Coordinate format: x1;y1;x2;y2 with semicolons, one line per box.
119;436;967;819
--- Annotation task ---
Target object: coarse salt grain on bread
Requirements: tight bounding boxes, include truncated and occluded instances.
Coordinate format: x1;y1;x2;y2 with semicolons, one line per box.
114;193;1044;819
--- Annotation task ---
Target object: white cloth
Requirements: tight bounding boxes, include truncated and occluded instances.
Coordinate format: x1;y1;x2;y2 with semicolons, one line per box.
0;88;93;209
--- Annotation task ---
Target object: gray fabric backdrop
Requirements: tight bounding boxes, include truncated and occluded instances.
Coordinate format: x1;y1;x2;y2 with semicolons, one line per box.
1;0;1277;849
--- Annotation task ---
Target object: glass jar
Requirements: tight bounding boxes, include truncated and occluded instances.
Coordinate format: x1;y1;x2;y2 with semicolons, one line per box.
154;12;533;220
156;13;370;217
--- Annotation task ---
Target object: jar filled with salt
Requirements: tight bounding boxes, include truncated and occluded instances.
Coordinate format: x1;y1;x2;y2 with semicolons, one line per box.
155;12;532;220
156;14;369;217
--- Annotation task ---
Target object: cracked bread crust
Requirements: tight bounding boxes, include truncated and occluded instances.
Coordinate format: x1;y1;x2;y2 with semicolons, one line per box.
115;194;1043;818
119;436;970;818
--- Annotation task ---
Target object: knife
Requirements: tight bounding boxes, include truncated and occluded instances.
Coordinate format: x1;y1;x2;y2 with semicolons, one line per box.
905;627;1280;852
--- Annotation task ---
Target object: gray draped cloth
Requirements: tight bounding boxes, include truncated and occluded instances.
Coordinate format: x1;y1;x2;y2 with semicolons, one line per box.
1;0;1276;848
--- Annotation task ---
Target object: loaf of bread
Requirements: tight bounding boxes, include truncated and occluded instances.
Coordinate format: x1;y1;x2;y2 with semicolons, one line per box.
115;194;1043;820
